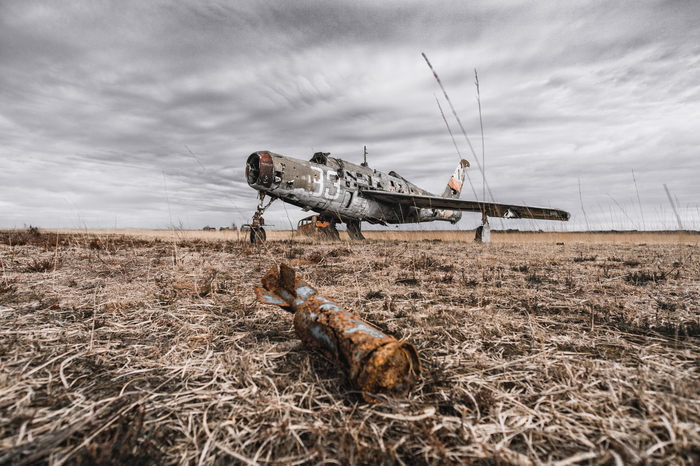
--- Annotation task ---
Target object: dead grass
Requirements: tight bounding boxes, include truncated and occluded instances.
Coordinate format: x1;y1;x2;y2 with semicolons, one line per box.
40;228;700;245
1;228;699;465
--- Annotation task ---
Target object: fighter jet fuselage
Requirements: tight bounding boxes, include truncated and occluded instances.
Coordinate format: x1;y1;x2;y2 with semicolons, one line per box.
246;150;464;226
245;150;569;241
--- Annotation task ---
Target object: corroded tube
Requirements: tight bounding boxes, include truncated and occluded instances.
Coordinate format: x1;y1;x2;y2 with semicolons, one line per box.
255;263;421;401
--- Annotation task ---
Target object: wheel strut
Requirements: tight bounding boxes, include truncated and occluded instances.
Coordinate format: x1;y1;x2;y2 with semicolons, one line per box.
250;193;275;243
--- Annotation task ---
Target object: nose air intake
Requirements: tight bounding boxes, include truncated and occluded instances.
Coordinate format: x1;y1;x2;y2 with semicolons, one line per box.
246;151;274;189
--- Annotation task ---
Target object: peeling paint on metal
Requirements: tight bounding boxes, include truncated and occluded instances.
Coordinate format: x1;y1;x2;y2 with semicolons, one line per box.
259;293;286;306
344;323;386;339
296;285;315;299
310;325;335;351
254;263;421;402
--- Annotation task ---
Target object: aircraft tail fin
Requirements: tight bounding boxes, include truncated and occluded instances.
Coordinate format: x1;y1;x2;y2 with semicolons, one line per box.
441;159;469;199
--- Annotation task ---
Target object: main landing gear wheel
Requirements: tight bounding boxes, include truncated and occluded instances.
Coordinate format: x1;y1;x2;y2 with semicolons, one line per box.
250;227;266;243
475;212;490;243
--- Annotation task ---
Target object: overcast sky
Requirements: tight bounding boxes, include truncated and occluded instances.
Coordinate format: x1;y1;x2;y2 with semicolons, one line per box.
2;0;699;231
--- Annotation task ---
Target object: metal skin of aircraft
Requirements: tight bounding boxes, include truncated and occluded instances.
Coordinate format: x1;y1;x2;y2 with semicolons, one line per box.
245;150;570;241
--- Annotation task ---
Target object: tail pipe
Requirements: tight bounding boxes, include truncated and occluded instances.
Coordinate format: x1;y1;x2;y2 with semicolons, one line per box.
255;264;421;402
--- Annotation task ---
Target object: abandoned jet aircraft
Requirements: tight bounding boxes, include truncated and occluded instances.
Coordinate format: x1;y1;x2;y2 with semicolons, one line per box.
245;149;570;241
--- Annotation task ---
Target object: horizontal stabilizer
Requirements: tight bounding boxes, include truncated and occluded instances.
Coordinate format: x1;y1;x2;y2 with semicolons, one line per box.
361;190;570;221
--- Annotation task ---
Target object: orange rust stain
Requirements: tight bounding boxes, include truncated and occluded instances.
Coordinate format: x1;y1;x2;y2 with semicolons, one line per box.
448;177;463;193
255;263;421;402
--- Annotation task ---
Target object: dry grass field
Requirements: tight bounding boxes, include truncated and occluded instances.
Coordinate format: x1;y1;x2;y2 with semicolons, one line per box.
54;228;700;245
1;228;699;465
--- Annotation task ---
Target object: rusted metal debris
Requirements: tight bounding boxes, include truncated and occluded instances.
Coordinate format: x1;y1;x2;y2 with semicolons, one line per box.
255;263;421;402
297;214;341;240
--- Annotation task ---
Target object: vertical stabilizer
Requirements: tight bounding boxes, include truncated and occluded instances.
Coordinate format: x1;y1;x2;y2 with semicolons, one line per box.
441;159;469;199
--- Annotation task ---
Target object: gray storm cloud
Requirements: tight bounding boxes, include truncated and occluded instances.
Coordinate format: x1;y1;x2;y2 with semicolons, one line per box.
1;0;699;230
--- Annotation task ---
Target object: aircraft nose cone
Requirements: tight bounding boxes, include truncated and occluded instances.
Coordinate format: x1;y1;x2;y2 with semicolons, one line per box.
246;151;274;189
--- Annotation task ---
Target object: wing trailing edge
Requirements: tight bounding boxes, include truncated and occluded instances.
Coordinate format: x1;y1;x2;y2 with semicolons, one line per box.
360;190;570;222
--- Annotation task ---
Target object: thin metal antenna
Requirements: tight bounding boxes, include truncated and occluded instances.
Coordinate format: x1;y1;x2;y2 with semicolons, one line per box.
475;69;485;204
434;94;479;202
423;53;497;204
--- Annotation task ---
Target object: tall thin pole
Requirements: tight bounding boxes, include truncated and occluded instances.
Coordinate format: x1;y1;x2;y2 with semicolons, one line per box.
422;53;496;202
434;94;479;202
475;69;485;203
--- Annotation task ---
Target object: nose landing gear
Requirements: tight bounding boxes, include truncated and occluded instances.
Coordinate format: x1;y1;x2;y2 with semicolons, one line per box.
250;211;266;243
245;193;275;243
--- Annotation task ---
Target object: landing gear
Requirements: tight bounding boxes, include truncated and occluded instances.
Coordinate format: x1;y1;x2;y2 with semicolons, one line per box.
347;220;365;241
475;225;483;242
475;212;490;243
250;226;266;243
247;193;275;243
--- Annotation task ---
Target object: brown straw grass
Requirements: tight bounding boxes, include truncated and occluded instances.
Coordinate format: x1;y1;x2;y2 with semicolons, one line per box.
1;228;698;464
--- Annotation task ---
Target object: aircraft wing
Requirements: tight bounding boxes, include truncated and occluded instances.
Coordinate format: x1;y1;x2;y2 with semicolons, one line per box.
360;190;570;221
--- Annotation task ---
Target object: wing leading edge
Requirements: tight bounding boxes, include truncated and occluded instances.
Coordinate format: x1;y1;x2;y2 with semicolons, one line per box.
360;190;570;222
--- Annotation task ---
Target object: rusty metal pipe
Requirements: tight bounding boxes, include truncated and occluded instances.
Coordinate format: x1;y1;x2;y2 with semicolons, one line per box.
255;263;421;401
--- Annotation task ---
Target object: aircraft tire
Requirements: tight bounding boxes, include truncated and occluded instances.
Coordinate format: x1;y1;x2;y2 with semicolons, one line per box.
250;227;266;243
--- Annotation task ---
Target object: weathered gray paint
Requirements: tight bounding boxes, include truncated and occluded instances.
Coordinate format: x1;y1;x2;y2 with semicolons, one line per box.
245;151;570;229
246;151;464;226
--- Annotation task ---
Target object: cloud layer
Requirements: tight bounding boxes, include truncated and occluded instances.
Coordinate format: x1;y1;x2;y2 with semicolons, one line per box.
2;0;699;231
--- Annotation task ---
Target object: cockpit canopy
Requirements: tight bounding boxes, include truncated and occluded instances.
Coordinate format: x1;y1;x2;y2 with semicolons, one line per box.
310;152;331;165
